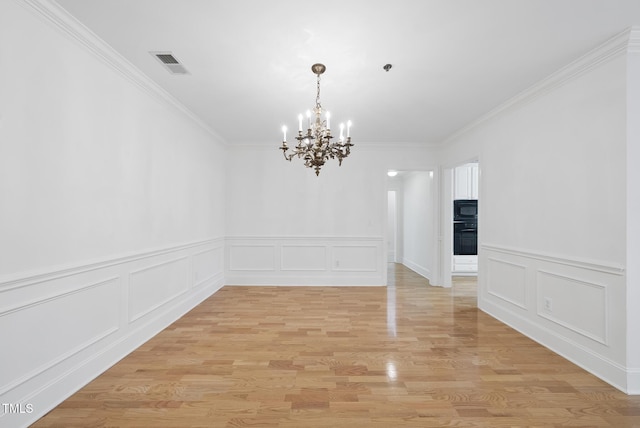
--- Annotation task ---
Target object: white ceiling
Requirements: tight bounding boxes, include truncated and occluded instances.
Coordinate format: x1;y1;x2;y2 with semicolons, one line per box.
55;0;640;145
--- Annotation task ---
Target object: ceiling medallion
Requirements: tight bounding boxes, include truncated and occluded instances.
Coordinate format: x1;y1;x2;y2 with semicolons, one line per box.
279;64;353;176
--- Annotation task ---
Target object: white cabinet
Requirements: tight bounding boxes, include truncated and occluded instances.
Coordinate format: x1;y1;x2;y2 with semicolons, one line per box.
454;163;478;200
453;162;478;274
453;255;478;274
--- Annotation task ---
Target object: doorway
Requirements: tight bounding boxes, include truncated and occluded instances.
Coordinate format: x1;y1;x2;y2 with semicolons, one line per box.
386;170;439;285
444;161;479;285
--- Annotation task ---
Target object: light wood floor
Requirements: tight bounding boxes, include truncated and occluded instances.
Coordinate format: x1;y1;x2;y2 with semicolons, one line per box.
34;264;640;427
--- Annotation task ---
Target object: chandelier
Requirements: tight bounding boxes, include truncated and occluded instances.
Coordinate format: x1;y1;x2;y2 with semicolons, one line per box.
279;63;353;176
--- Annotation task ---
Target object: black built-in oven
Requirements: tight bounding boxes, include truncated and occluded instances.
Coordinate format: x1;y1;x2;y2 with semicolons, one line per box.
453;200;477;255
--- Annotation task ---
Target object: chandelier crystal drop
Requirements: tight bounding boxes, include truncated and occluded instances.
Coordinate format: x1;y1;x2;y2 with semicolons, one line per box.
279;63;353;176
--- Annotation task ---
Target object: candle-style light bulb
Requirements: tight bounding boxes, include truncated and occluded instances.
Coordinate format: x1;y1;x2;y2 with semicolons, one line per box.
326;111;331;129
347;120;352;138
298;114;303;132
306;110;311;129
282;125;287;141
339;123;345;141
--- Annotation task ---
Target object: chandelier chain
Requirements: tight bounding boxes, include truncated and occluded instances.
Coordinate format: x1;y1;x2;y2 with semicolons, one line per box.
316;74;322;109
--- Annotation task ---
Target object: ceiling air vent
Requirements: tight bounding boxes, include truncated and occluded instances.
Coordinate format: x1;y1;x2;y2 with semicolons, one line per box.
150;51;189;75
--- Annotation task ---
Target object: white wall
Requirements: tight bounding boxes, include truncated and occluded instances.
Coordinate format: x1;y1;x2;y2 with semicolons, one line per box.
401;172;436;281
4;7;636;428
225;144;437;285
0;2;226;426
387;190;397;262
387;176;404;263
439;29;636;393
626;29;640;393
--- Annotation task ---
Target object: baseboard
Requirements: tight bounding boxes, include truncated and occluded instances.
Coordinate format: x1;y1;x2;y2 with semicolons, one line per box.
627;369;640;395
401;258;431;282
225;236;385;286
224;274;384;286
480;298;630;394
479;244;638;394
0;239;224;427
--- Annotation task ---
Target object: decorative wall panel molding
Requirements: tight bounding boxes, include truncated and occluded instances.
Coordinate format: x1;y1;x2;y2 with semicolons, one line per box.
536;270;608;345
229;245;276;271
482;243;624;275
487;257;527;309
281;245;326;271
332;245;378;272
0;238;224;427
0;277;119;396
480;244;627;393
0;238;222;292
192;247;223;288
225;236;385;286
128;257;190;322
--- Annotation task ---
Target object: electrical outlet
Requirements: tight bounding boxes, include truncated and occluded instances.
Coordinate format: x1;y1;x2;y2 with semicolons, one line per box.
544;297;553;312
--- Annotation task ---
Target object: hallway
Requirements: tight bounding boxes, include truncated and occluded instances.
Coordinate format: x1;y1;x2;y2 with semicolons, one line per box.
33;265;640;427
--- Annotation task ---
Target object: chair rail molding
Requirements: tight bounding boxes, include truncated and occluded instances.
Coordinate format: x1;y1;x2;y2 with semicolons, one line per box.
225;235;385;286
0;237;225;427
479;243;629;393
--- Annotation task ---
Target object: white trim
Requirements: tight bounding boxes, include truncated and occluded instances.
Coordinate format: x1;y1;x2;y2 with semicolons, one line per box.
280;245;327;272
442;27;635;146
224;236;385;286
481;298;630;394
128;256;190;322
536;269;608;345
486;257;527;310
0;238;225;426
0;238;223;292
627;26;640;53
228;244;277;272
482;243;624;276
19;0;226;144
401;258;431;282
228;141;440;150
226;235;384;242
628;368;640;395
0;277;120;396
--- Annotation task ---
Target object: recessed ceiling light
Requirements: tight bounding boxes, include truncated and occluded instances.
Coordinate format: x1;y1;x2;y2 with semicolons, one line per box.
387;170;398;177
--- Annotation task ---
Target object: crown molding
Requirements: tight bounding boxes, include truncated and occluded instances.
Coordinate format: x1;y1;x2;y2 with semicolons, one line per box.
442;26;636;146
19;0;228;145
355;141;441;150
227;141;439;151
628;26;640;53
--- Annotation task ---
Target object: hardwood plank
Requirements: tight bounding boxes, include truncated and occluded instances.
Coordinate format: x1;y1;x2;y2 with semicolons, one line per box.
33;264;640;427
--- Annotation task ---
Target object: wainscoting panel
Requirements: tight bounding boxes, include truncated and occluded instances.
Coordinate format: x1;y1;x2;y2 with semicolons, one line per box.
0;277;119;397
129;257;190;322
0;238;224;427
229;245;276;271
480;243;627;393
536;270;607;344
225;236;384;286
192;247;223;288
332;245;378;272
281;245;326;271
486;257;527;309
